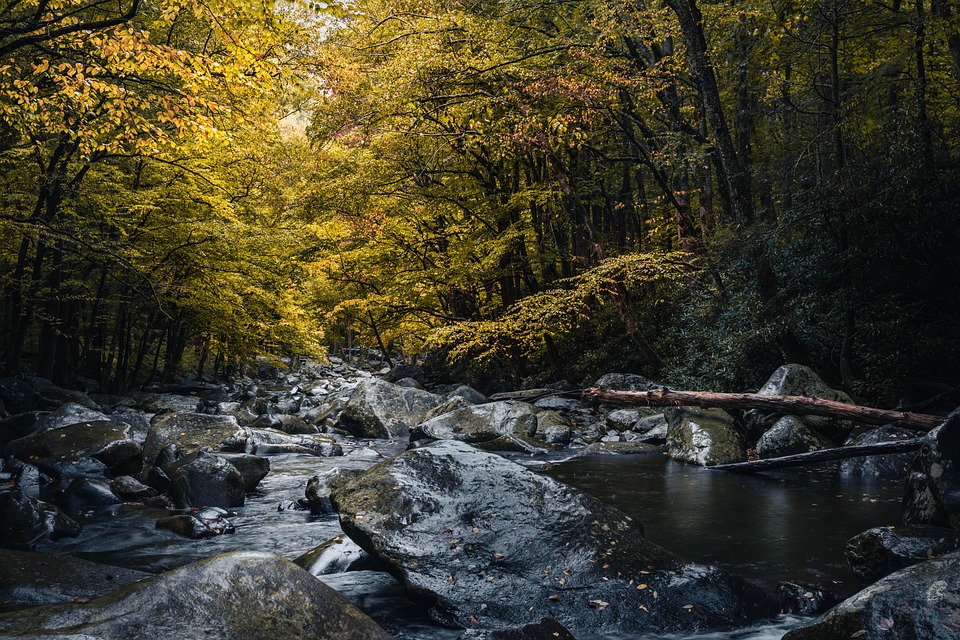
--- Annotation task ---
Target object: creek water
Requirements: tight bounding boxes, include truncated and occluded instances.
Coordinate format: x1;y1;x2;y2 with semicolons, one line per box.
35;445;905;640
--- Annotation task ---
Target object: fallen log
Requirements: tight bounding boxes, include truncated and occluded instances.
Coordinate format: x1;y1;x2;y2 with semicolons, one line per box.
710;438;925;473
579;388;944;432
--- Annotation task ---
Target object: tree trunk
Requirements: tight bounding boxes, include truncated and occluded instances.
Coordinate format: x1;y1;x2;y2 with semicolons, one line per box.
579;388;944;431
710;438;925;473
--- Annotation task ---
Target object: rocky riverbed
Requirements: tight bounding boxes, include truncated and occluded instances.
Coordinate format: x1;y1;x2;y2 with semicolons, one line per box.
1;359;959;639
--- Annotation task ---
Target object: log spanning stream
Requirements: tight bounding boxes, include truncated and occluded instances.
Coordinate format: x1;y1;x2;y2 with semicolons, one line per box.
33;445;903;640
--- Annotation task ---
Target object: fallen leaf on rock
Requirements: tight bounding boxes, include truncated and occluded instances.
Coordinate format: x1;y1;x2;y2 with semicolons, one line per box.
850;631;868;638
637;584;648;590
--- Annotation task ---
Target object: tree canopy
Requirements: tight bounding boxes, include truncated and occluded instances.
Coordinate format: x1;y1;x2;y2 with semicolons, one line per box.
1;0;958;399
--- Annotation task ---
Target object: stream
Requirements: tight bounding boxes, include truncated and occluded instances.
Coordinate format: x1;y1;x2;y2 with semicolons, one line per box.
32;443;904;640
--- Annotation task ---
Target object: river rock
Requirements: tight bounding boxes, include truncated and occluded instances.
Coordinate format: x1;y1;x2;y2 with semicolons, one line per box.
5;420;142;476
413;400;541;445
605;408;661;431
215;453;270;491
0;377;98;415
755;415;834;459
142;413;245;466
0;549;147;609
782;551;960;640
0;490;81;545
447;385;489;405
457;617;576;639
775;581;838;616
535;411;572;445
330;440;776;635
338;379;441;438
665;407;746;466
0;551;393;639
294;535;377;575
745;364;854;442
139;393;203;414
31;403;109;433
110;475;159;501
903;410;960;530
383;362;427;385
169;452;246;509
845;525;960;584
245;428;343;457
33;456;110;487
839;426;917;477
0;412;42;449
156;508;236;538
594;373;661;391
56;478;121;515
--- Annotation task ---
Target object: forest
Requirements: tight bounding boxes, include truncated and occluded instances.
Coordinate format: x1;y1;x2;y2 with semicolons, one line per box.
2;0;959;402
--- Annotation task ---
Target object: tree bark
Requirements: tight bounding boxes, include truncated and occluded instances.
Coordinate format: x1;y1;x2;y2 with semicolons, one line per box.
579;388;944;431
710;438;925;473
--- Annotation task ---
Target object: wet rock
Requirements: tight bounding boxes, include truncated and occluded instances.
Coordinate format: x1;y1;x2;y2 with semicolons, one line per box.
245;428;343;457
0;551;393;639
169;452;245;509
0;377;98;415
457;617;576;639
56;478;121;515
110;475;159;501
776;581;838;616
215;453;270;491
394;377;424;389
30;403;110;433
594;373;661;391
0;549;148;609
142;413;245;467
275;414;315;435
634;414;668;434
6;420;142;476
156;508;236;538
535;411;572;446
297;468;364;515
845;525;960;584
338;379;441;438
782;551;960;640
903;410;960;530
139;393;202;414
605;408;661;431
755;415;834;459
33;456;110;488
581;441;664;455
839;426;917;477
0;490;81;545
744;364;855;442
0;412;42;449
665;407;746;466
294;535;378;575
331;440;776;635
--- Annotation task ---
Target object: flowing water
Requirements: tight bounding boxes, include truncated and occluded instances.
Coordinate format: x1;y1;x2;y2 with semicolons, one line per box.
33;446;904;639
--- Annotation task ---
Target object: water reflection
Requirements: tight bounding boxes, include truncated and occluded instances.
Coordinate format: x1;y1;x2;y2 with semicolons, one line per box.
548;454;904;596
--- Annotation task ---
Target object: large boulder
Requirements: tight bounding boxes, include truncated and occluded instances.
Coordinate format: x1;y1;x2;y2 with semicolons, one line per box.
745;364;855;442
0;551;393;640
215;452;270;491
169;452;246;509
5;420;142;475
337;379;440;438
0;549;147;608
28;402;109;433
839;426;918;477
56;478;121;515
142;413;245;466
782;551;960;640
903;410;960;530
665;407;746;466
846;525;960;584
0;490;81;545
593;373;661;391
330;440;776;635
139;393;203;414
412;400;541;444
755;415;834;459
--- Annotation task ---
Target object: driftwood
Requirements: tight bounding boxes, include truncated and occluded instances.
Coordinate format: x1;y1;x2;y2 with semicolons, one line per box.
709;438;925;473
579;388;944;432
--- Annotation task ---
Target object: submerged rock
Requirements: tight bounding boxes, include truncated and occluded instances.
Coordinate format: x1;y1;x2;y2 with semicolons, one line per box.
782;551;960;640
331;440;775;635
0;551;393;639
156;508;236;539
665;407;746;466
